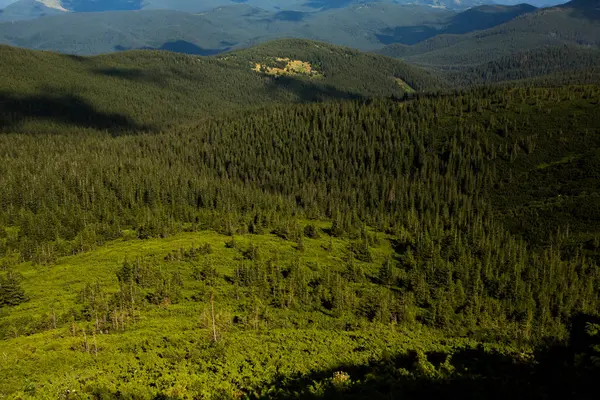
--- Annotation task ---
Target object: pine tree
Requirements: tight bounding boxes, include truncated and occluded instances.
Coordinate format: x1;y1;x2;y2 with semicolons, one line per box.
378;257;394;286
0;271;28;307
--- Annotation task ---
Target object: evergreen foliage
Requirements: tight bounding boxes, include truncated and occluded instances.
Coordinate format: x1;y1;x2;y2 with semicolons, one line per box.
0;82;598;341
0;271;27;307
0;41;599;399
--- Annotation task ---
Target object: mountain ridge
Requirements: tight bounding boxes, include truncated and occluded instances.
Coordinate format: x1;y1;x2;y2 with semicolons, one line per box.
378;2;600;67
0;3;539;54
0;0;570;21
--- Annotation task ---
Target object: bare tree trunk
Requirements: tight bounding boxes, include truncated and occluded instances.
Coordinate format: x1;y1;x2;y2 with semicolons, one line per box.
112;310;117;331
93;329;98;356
130;283;135;322
120;310;125;332
83;328;89;353
210;292;218;342
71;320;77;337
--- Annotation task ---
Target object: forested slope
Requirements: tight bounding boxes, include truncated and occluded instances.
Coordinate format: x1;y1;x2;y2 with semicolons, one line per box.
0;40;439;133
0;40;599;399
378;3;600;67
445;45;600;86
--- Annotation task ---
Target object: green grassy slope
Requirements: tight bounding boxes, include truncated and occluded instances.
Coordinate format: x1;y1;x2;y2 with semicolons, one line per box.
0;40;440;133
0;228;556;399
0;228;396;397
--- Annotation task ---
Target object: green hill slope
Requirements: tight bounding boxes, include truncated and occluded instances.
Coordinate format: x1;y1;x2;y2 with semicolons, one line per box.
445;45;600;86
0;40;442;133
1;81;600;398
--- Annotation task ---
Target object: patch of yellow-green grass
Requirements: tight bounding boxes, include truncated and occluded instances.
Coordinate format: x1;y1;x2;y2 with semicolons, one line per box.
2;222;392;334
252;58;323;79
0;318;452;399
0;223;401;398
393;77;415;94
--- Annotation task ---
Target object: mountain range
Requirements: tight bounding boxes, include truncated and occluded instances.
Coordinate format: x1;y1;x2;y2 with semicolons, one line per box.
0;0;597;82
378;0;600;66
0;0;569;21
0;2;561;54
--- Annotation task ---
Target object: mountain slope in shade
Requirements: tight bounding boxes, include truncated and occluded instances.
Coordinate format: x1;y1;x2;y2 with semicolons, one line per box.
378;3;600;67
559;0;600;16
445;44;600;85
376;3;536;45
445;4;538;33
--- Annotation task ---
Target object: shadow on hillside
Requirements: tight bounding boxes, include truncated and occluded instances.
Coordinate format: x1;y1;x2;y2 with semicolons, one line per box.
253;313;599;400
158;41;230;56
376;26;440;46
0;90;149;134
265;75;364;103
113;41;230;56
272;11;306;22
568;8;600;23
93;67;168;87
65;54;90;63
304;0;355;10
82;314;599;399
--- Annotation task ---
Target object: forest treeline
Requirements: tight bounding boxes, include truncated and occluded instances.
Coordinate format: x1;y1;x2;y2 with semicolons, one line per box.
1;83;599;344
445;45;600;87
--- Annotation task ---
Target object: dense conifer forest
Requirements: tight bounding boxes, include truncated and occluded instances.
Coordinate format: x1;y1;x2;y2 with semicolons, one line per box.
0;40;599;399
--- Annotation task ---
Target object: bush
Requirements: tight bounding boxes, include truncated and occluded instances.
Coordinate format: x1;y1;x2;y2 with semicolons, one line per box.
348;241;373;263
304;224;319;239
225;236;237;249
243;243;261;261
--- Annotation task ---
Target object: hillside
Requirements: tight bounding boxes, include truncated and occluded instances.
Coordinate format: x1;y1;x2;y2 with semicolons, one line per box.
1;75;600;398
0;40;441;134
444;45;600;86
376;3;537;45
378;2;600;67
